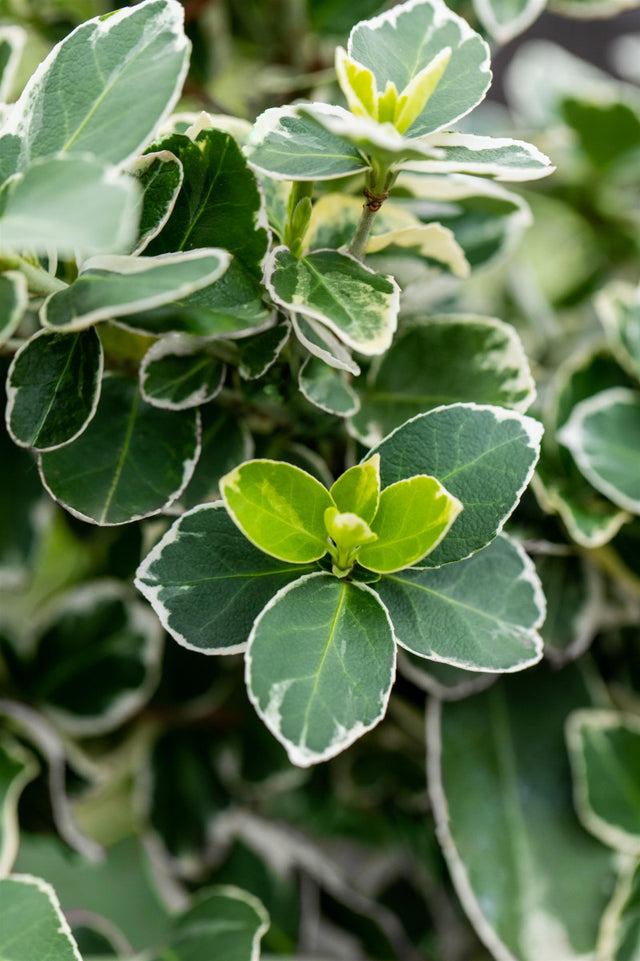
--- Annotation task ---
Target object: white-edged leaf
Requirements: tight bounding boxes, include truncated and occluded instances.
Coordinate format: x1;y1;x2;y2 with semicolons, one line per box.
39;372;200;526
246;572;397;767
291;314;361;375
139;334;225;410
6;328;103;451
298;356;360;416
161;885;269;961
376;534;544;672
402;132;554;182
597;858;640;961
245;105;369;181
367;221;469;276
596;280;640;382
0;875;82;961
566;709;640;855
0;154;139;256
265;246;399;356
368;403;543;566
0;270;27;346
0;26;26;103
128;150;184;255
135;503;315;655
349;316;536;446
0;735;38;875
6;0;190;169
473;0;546;44
428;668;616;961
558;387;640;514
41;249;231;333
347;0;492;137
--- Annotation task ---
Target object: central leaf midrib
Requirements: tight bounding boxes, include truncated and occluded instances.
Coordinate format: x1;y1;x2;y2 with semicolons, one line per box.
300;582;346;747
99;386;141;523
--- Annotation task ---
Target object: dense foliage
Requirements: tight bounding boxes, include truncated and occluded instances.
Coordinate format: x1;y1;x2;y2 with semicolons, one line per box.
2;0;640;959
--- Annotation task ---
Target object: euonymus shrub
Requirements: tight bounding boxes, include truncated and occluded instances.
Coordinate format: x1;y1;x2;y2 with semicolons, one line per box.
0;0;552;764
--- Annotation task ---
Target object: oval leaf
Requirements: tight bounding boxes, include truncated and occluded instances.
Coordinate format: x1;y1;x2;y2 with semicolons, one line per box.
370;403;543;567
39;372;200;526
298;356;360;416
41;249;231;333
359;475;462;573
349;316;535;446
559;388;640;514
8;0;190;168
159;886;269;961
566;709;640;855
428;668;616;961
376;533;544;671
246;572;396;766
135;503;314;654
220;459;334;563
6;328;103;451
265;246;399;356
129;150;184;255
330;456;380;524
140;335;225;410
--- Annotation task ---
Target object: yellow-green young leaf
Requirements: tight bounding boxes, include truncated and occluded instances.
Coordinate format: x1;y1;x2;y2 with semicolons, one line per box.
394;46;451;133
220;459;334;563
330;456;381;524
359;475;462;573
325;507;377;574
335;47;377;119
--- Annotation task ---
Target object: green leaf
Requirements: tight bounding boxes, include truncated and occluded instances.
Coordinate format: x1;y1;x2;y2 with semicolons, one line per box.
559;388;640;514
157;886;269;961
533;550;601;666
0;155;139;256
21;580;163;736
0;270;27;346
7;0;189;168
139;334;225;410
144;129;268;278
330;456;380;524
297;102;443;166
237;321;290;380
561;97;640;170
566;710;640;854
220;459;334;563
246;105;369;181
114;258;273;340
349;316;535;446
179;406;252;510
597;859;640;961
348;0;491;137
596;281;640;382
41;249;231;333
370;403;542;567
358;475;462;573
144;728;228;869
6;328;103;451
0;875;82;961
128;150;184;255
0;421;45;591
39;372;200;526
473;0;546;43
291;314;360;375
298;356;360;416
135;503;314;654
14;834;171;952
265;247;399;356
0;25;25;102
0;735;38;874
403;133;553;181
429;668;616;961
400;172;533;269
376;533;544;671
246;572;396;766
533;467;630;549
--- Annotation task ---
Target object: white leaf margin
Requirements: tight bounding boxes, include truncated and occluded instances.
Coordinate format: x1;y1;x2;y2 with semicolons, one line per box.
40;248;232;333
245;571;398;768
139;333;226;411
0;736;38;875
472;0;547;46
298;355;360;417
402;132;554;182
129;149;185;256
0;874;83;961
566;708;640;856
558;386;640;514
366;401;544;568
0;25;26;103
5;327;104;452
264;245;400;357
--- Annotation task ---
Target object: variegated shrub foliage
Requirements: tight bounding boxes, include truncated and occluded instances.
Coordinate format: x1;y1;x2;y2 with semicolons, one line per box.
2;1;640;960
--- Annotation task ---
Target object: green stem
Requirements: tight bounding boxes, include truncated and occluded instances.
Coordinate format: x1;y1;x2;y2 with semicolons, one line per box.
348;164;397;262
0;251;67;296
